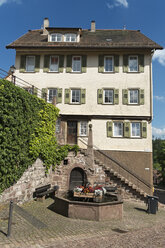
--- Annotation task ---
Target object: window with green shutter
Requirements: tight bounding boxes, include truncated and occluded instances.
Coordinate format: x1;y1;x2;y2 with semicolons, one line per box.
114;55;119;73
139;89;145;105
59;55;64;73
114;89;119;105
97;89;103;104
57;88;62;103
123;55;128;72
66;55;72;73
142;122;147;138
81;89;86;104
20;55;26;73
138;55;144;73
43;55;50;72
124;122;130;138
81;55;87;73
35;55;40;72
107;121;113;137
65;89;70;103
98;55;104;73
122;89;128;104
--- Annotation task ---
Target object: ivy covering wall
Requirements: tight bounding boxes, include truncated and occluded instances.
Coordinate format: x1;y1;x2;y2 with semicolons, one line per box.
0;80;78;193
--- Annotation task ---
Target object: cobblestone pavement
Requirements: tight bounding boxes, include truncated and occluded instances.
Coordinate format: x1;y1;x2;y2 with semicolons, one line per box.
0;198;165;248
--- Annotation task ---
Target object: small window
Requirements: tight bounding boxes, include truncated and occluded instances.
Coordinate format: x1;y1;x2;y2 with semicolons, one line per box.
104;56;114;72
50;56;59;72
56;119;61;133
72;56;81;72
65;33;77;42
48;88;57;103
129;56;138;72
131;122;141;137
51;33;62;42
113;122;123;137
104;89;114;104
129;89;139;104
71;89;80;104
26;56;35;72
80;121;88;136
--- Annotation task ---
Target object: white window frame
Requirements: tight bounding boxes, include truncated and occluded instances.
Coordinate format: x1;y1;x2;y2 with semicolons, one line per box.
104;56;114;72
72;56;81;72
113;122;123;137
71;89;81;104
48;88;57;103
128;55;138;72
26;56;35;72
65;33;77;42
129;89;139;104
49;56;59;72
131;122;141;138
50;33;62;42
103;89;114;104
79;121;88;136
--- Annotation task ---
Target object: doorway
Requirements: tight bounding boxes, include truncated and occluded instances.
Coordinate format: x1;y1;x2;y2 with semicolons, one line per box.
67;121;77;144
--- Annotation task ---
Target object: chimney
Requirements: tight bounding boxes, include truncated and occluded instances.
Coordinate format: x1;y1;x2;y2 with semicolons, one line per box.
43;18;49;35
91;20;96;32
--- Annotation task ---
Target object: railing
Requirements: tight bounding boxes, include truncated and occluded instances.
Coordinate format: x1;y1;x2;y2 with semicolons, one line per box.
79;137;152;190
0;68;43;99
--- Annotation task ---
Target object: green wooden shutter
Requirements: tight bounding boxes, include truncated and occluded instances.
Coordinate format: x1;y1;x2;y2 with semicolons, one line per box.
98;55;104;73
114;89;119;105
124;122;130;138
81;55;87;73
122;89;128;104
20;55;26;72
139;89;145;105
35;55;40;72
81;89;86;104
123;55;128;72
138;55;144;73
59;55;64;73
43;55;50;72
57;88;62;103
142;122;147;138
97;89;103;104
107;121;113;137
65;89;70;104
114;55;119;73
41;88;48;100
66;55;72;73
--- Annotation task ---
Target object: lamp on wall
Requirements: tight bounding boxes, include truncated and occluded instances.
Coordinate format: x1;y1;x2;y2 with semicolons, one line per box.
9;65;16;85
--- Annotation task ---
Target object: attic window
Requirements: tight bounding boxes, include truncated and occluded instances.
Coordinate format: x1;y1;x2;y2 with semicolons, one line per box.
65;33;77;42
51;33;62;42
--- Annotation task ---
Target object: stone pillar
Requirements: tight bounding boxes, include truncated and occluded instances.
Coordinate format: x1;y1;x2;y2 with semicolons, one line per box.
86;124;94;168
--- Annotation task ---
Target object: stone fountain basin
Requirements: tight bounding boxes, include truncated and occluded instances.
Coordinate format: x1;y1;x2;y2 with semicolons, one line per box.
53;196;123;221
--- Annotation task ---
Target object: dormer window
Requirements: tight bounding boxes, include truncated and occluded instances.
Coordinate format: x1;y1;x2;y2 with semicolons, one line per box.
65;33;77;42
50;33;62;42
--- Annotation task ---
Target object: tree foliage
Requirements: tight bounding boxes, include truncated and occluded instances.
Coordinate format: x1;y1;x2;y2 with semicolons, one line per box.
0;80;78;193
153;138;165;184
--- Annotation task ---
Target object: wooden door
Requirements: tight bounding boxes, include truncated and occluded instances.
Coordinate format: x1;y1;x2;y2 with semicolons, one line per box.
69;168;87;190
67;121;77;144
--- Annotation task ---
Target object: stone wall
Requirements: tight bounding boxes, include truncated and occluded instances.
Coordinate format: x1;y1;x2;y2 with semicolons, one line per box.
0;151;106;204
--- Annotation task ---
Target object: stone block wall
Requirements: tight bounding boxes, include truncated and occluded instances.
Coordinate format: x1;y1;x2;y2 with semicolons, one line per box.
0;151;107;204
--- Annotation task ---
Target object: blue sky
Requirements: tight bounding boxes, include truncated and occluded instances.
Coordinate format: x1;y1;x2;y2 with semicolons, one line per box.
0;0;165;138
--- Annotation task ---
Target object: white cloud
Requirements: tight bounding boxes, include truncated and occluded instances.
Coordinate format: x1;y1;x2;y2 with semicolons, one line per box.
152;127;165;139
154;95;165;102
153;49;165;66
106;0;128;9
0;0;21;7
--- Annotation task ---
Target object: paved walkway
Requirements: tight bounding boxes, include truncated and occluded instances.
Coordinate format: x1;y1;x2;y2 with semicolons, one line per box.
0;198;165;248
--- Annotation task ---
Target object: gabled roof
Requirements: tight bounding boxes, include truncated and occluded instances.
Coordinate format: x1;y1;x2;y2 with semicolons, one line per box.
6;28;163;50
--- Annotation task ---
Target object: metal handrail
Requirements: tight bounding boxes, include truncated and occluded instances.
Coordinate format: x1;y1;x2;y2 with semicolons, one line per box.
79;137;152;189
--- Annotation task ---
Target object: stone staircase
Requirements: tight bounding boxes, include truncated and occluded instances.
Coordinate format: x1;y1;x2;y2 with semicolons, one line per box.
80;149;149;201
